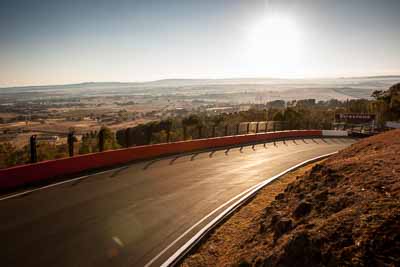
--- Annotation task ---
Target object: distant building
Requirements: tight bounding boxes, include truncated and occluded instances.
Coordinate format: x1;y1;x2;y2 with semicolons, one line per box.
36;135;60;143
205;107;234;114
239;105;251;111
386;121;400;129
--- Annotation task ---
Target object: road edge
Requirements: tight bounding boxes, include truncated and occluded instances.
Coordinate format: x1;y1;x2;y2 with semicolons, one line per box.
159;152;338;267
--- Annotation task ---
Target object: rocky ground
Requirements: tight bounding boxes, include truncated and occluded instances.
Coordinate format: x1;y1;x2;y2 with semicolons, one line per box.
182;130;400;267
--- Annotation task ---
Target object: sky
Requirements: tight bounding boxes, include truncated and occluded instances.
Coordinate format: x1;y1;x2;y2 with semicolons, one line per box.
1;0;400;87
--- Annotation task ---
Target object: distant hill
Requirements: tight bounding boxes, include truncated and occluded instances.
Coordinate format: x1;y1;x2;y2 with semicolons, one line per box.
344;75;400;79
0;82;139;92
2;75;400;91
0;76;398;101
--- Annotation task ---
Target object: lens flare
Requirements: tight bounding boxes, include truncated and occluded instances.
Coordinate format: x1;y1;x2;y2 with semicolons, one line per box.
246;14;304;77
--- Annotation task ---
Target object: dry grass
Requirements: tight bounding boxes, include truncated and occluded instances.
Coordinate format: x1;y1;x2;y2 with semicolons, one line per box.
182;130;400;267
181;161;321;267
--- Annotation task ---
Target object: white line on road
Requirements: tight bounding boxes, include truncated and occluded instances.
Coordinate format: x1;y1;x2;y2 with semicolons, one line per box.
149;152;338;267
0;138;319;202
0;166;127;201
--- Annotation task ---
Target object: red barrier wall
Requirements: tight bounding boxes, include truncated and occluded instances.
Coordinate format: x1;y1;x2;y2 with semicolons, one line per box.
0;130;322;190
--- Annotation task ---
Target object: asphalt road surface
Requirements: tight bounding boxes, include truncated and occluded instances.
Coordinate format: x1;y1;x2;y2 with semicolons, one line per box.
0;137;355;267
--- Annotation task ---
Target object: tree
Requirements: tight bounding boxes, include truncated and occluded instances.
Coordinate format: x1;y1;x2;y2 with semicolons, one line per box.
159;118;173;142
211;115;224;137
371;90;384;100
99;126;120;151
272;111;284;121
182;114;200;140
79;135;94;154
388;83;400;116
370;83;400;123
145;122;156;144
0;143;18;168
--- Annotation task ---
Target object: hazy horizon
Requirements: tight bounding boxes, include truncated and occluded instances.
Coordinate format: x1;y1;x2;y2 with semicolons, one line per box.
1;0;400;87
1;74;400;90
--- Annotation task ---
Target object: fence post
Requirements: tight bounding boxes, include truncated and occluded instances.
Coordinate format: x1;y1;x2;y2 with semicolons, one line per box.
183;126;187;140
30;135;37;163
265;121;268;133
247;123;250;134
212;126;216;137
99;129;105;152
67;131;75;157
256;122;259;133
166;128;171;143
236;123;240;135
125;128;131;147
147;125;153;144
225;125;228;136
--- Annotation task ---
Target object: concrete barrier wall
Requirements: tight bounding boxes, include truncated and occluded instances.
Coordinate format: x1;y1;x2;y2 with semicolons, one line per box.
0;130;322;190
386;121;400;129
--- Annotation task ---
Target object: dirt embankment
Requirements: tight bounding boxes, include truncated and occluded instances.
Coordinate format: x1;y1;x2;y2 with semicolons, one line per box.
182;130;400;267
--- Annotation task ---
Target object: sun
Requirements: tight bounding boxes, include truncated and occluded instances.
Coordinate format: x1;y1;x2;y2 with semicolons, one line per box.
245;15;304;77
